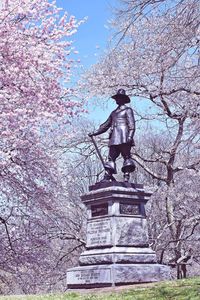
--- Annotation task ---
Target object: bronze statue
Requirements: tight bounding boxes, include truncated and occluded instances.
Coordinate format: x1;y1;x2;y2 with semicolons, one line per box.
89;89;136;182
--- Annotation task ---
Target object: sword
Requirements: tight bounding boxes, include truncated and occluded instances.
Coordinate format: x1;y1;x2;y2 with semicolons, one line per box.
89;135;106;169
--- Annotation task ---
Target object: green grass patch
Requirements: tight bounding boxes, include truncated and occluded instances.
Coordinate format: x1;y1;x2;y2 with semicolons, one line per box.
0;277;200;300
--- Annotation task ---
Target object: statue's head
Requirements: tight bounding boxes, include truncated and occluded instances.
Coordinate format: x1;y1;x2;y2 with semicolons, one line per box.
111;89;130;104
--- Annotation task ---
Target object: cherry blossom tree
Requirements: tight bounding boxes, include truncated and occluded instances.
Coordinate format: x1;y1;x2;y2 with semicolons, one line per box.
79;0;200;278
0;131;87;294
0;0;84;174
0;0;86;294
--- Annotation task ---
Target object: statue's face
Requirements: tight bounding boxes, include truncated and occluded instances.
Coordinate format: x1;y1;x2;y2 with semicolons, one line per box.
116;97;125;105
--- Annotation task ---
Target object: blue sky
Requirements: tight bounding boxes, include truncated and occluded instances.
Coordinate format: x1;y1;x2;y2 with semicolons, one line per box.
57;0;116;68
56;0;118;123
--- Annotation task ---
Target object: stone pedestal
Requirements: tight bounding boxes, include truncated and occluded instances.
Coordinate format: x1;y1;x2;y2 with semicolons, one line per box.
67;182;171;288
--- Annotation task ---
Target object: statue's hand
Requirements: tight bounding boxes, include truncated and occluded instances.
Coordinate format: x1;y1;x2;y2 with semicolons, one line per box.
88;132;94;137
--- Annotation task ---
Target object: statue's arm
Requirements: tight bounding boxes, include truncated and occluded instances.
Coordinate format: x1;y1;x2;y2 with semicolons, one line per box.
126;108;135;141
89;115;112;136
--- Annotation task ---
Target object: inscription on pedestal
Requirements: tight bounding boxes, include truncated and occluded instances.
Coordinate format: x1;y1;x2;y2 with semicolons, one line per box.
87;218;112;247
67;267;111;285
120;203;140;215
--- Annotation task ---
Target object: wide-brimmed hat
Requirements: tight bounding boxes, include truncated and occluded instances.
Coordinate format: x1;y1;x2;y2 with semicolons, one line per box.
111;89;130;103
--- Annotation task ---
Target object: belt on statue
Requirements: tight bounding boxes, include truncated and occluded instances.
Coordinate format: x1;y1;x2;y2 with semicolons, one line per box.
113;123;127;127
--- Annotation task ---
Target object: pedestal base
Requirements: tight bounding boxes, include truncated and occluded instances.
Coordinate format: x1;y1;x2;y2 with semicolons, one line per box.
67;263;171;288
66;184;171;288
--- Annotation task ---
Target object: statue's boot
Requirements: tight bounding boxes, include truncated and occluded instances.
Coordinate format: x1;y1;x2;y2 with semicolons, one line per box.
105;160;117;174
122;157;136;182
122;158;136;173
100;160;117;182
101;172;116;182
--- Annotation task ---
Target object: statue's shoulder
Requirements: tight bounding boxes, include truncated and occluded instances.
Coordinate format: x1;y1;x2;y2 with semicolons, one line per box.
124;105;133;112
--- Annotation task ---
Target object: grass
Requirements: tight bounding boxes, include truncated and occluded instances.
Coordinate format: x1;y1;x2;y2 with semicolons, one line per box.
0;277;200;300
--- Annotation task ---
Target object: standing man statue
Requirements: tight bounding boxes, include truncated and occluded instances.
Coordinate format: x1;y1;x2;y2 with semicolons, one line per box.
89;89;136;182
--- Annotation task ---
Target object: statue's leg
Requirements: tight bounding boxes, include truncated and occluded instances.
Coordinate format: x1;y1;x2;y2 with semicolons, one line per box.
108;145;120;163
124;172;130;182
102;146;120;181
120;144;135;182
